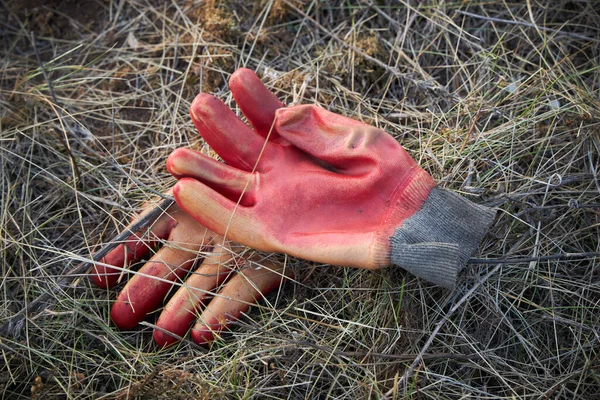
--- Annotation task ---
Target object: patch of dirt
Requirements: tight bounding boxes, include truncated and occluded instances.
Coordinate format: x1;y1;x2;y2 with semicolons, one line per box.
7;0;107;38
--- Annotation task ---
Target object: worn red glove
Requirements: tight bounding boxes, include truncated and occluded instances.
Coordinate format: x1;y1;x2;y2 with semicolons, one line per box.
168;68;495;289
91;197;289;347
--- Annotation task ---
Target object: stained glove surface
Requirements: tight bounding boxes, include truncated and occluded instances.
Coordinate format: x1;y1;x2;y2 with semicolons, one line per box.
168;68;495;289
91;195;289;347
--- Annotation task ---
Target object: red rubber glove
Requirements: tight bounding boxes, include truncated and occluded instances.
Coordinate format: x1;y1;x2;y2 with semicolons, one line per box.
91;196;290;347
168;68;495;289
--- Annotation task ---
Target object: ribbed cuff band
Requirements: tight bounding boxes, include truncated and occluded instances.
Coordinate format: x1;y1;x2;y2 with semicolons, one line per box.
389;187;496;289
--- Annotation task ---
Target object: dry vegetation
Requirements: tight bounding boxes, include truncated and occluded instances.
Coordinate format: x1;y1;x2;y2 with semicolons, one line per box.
1;0;600;398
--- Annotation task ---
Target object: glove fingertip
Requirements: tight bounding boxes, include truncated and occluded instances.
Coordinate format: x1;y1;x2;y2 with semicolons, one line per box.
189;93;220;123
90;264;118;289
229;68;258;89
154;314;192;347
191;322;217;345
91;250;128;289
110;301;139;330
153;329;180;348
166;148;192;179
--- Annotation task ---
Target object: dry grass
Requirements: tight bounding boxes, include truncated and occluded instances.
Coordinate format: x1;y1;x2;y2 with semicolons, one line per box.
1;0;600;398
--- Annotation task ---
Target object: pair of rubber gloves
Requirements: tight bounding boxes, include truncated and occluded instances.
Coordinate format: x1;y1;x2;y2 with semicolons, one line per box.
92;69;495;347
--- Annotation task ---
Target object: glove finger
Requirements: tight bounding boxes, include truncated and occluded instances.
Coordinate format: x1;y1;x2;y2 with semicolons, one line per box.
275;105;402;172
167;148;256;205
91;205;174;289
191;93;267;171
173;178;267;251
110;224;217;330
153;239;235;347
190;260;291;344
229;68;284;137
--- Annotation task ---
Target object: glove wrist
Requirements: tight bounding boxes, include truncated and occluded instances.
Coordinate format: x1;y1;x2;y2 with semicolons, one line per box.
389;187;496;289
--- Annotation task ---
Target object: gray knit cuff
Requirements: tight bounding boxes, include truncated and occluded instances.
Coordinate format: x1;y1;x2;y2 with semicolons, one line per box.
390;187;496;289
